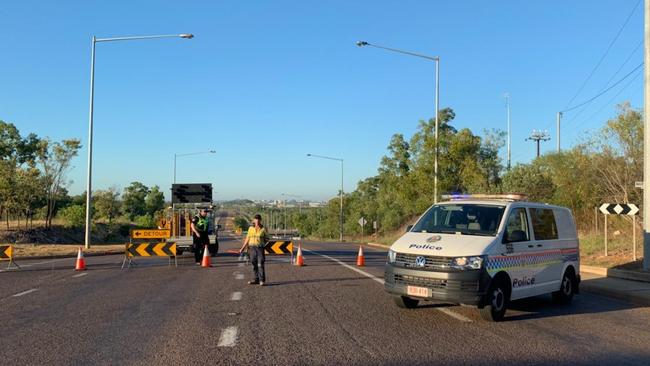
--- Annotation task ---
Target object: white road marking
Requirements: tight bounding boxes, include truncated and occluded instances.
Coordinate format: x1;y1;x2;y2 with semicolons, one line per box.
72;272;88;278
436;307;473;322
217;326;238;347
304;248;473;323
12;288;38;297
230;291;242;301
238;262;245;267
235;273;244;280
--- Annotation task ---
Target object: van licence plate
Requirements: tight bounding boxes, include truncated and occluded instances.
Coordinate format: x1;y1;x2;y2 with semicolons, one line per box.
407;285;429;297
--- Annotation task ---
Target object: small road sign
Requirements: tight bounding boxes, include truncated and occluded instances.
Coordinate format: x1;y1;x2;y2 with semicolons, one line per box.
0;245;12;259
635;181;644;189
599;203;639;216
264;240;293;255
131;229;171;239
126;242;177;257
358;217;367;227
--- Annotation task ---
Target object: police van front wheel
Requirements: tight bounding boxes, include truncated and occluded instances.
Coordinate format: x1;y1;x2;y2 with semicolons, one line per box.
393;296;419;309
478;281;509;322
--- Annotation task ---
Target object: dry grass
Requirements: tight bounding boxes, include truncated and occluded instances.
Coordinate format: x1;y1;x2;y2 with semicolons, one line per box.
12;244;125;257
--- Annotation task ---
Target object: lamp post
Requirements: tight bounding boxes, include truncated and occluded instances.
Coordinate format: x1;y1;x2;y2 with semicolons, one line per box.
307;154;344;242
84;33;193;249
174;150;216;184
356;40;440;203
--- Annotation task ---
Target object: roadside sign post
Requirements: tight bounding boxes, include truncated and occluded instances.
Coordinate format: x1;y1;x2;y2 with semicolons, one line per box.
123;229;176;269
599;203;640;260
0;245;19;270
358;217;367;243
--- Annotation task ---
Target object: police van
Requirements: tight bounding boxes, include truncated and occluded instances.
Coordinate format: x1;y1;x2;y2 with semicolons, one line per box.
384;194;580;321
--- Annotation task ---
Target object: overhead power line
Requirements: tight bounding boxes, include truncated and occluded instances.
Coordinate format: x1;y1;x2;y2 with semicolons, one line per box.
563;0;641;109
561;62;643;113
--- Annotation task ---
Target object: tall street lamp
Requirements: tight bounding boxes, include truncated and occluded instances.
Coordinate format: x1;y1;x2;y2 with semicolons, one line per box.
174;150;216;184
356;40;440;203
307;154;344;242
84;33;193;249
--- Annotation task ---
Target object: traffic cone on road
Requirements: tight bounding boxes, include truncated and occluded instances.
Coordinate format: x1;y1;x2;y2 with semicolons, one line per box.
356;245;365;267
201;245;211;268
75;247;86;271
295;244;305;267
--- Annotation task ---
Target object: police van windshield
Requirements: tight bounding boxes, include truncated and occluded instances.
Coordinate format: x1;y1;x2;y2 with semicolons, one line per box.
411;204;505;236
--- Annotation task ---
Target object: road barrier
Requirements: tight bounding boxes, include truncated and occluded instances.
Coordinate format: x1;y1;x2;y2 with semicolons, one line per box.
0;245;20;269
122;242;177;269
264;240;293;255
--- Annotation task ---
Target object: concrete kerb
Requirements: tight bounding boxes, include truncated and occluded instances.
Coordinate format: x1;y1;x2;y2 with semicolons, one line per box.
581;265;650;283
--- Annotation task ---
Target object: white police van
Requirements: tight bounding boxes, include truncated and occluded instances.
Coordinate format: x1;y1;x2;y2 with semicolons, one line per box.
384;194;580;321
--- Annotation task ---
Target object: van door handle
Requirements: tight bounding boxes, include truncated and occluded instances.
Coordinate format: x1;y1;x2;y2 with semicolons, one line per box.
536;244;543;248
528;245;534;248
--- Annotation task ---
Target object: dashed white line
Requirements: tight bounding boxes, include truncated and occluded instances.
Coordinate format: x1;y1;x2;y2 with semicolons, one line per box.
12;288;38;297
235;273;244;280
217;326;238;347
230;291;242;301
72;272;88;278
304;248;474;323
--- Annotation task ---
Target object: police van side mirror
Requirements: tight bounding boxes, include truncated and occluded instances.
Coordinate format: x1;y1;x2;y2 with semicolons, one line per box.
503;230;527;243
406;225;413;233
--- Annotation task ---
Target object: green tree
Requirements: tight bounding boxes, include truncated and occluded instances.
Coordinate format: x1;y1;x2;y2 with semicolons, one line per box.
36;138;82;229
94;187;121;224
122;182;149;220
145;185;165;217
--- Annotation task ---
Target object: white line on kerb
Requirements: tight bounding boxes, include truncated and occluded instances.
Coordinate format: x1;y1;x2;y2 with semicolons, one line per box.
12;288;38;297
217;326;238;347
72;272;88;278
230;291;242;301
235;273;244;280
303;248;474;323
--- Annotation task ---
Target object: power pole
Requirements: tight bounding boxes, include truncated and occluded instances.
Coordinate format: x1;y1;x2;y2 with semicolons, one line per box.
643;0;650;271
505;93;511;170
556;112;562;153
526;130;550;158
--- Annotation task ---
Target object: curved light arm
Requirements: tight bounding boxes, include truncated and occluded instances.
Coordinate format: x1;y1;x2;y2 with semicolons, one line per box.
96;34;194;43
356;41;438;61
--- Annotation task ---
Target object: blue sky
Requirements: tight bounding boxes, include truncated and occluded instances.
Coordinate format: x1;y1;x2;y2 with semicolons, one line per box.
0;0;644;201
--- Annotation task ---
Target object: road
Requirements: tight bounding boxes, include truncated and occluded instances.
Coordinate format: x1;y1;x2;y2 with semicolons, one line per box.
1;236;650;365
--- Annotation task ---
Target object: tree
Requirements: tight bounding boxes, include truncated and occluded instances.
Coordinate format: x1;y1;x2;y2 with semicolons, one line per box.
501;164;556;202
94;187;121;224
58;204;86;228
145;185;165;217
122;182;149;220
37;138;82;229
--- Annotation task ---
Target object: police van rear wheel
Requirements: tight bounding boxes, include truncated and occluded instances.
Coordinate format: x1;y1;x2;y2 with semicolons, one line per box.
394;296;419;309
552;271;575;305
478;281;509;322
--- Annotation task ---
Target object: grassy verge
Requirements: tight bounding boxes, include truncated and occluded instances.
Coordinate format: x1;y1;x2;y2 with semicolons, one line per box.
12;244;125;257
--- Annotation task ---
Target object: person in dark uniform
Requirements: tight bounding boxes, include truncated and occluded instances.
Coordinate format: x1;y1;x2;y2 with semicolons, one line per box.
238;214;268;286
191;208;210;265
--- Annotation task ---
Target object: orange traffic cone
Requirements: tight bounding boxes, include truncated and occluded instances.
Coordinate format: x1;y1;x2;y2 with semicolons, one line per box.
356;245;365;267
201;245;211;268
295;244;305;267
75;247;86;271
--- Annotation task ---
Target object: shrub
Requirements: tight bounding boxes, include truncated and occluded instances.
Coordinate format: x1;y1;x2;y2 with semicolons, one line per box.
134;214;156;228
58;204;86;228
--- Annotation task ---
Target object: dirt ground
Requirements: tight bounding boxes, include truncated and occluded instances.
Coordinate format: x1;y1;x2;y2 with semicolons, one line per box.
10;244;125;257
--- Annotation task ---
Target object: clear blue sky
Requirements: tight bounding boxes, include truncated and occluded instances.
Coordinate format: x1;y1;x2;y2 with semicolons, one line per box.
0;0;643;201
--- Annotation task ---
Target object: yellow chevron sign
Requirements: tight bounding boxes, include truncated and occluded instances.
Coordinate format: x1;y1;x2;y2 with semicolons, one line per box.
0;245;13;260
131;229;171;239
264;240;293;255
126;242;176;257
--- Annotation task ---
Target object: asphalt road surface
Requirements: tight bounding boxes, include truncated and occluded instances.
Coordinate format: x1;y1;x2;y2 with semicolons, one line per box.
2;236;650;365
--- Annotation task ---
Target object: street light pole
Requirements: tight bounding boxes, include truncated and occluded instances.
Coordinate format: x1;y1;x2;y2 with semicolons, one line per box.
357;41;440;203
84;33;193;249
643;0;650;271
307;154;344;242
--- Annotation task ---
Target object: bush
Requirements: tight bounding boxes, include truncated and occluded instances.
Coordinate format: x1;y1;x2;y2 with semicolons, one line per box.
233;217;249;231
58;204;86;228
134;214;156;228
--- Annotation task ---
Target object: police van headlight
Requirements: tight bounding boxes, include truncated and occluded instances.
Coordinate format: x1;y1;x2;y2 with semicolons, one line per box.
451;256;484;270
388;249;397;263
